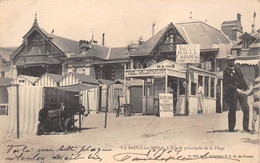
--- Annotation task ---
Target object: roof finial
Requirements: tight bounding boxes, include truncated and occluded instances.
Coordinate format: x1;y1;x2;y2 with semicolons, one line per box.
33;12;38;26
190;11;192;19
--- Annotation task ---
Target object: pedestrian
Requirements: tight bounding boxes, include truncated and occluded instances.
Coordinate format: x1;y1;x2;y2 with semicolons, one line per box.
197;82;204;114
223;54;250;132
237;76;260;134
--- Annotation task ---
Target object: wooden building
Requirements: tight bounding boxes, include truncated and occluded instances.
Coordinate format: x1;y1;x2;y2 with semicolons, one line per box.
35;72;64;87
10;17;130;81
14;75;38;86
0;47;17;78
126;21;230;115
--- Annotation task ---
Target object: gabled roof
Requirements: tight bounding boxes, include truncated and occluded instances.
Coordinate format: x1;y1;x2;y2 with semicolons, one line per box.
17;75;38;83
45;73;64;82
67;44;109;60
131;25;170;56
250;38;260;48
176;21;230;50
130;21;230;57
109;47;129;60
71;73;99;84
98;79;114;85
11;24;81;60
0;47;17;61
46;33;81;54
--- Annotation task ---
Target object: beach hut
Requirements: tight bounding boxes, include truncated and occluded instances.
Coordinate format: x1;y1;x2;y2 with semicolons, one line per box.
0;77;13;115
35;73;64;87
14;75;38;86
59;72;100;112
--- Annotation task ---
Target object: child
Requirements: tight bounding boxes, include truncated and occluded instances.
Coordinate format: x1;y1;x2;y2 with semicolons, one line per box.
237;76;260;134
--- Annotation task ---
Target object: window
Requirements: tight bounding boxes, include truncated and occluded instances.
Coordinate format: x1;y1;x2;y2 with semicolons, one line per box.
1;71;5;77
191;82;197;95
19;80;25;83
179;79;186;95
210;77;215;98
204;76;209;97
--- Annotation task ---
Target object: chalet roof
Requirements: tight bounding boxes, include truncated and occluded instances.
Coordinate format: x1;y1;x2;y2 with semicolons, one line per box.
250;38;260;48
109;47;129;60
131;21;230;56
176;21;230;49
0;47;17;61
98;79;114;85
45;73;64;82
17;75;38;83
67;44;109;60
132;25;169;56
46;33;81;54
71;73;99;84
217;44;233;59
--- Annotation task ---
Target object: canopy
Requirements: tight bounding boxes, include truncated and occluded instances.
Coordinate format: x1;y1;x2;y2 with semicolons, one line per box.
53;83;99;92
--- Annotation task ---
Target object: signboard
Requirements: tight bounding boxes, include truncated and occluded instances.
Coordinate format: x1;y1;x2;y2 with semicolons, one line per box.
176;44;200;63
147;59;185;70
125;69;166;77
154;78;165;98
159;93;173;117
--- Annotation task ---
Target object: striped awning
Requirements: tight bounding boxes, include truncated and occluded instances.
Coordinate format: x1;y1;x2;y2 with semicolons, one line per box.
235;59;259;65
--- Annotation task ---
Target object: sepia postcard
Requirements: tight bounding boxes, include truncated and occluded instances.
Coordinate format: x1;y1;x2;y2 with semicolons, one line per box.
0;0;259;162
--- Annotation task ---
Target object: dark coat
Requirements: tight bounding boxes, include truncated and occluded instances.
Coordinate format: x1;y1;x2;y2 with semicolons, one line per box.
223;65;248;102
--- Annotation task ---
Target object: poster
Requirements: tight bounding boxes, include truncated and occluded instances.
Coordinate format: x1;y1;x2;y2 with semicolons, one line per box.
159;93;174;117
176;44;200;64
0;0;259;163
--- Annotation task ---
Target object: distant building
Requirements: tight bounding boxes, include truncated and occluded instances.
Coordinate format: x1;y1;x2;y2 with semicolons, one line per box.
230;30;260;82
130;21;230;72
10;17;129;81
0;47;17;78
221;13;243;42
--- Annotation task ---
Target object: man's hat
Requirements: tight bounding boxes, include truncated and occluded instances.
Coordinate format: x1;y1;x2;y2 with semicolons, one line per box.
225;54;236;61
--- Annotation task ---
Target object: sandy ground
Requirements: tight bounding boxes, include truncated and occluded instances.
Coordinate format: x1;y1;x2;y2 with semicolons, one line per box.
0;111;259;163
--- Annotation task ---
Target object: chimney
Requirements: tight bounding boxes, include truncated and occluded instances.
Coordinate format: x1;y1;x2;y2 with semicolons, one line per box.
152;22;155;36
252;11;256;33
102;33;105;46
237;13;241;23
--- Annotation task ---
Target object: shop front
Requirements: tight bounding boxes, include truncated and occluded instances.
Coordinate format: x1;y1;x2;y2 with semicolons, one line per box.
125;60;218;116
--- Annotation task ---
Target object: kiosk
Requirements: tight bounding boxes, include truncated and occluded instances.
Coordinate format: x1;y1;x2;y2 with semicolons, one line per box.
125;60;218;116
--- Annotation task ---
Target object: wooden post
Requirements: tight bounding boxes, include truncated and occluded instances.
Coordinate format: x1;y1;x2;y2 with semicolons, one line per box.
79;92;82;132
16;85;20;138
185;64;190;116
165;74;168;93
104;85;109;128
79;113;81;132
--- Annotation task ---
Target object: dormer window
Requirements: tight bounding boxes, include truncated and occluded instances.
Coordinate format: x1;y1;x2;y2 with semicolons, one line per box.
80;43;91;52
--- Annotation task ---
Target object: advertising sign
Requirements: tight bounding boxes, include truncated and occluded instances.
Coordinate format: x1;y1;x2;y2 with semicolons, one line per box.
176;44;200;63
159;93;173;117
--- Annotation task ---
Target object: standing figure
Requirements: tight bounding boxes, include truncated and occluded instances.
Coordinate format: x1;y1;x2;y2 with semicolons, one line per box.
237;76;260;134
197;83;204;114
223;55;250;132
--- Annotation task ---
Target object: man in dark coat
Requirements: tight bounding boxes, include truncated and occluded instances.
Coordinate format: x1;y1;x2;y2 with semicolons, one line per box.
223;55;250;132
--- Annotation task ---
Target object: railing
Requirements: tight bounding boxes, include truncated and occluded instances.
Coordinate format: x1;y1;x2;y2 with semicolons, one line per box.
0;103;8;115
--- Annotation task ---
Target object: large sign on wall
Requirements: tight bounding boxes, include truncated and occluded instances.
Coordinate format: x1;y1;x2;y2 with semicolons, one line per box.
159;93;173;117
176;44;200;64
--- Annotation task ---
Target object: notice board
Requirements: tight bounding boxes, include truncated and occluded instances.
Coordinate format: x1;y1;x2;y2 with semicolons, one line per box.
159;93;173;117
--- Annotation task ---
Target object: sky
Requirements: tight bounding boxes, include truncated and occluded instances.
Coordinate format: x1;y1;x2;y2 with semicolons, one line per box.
0;0;259;48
